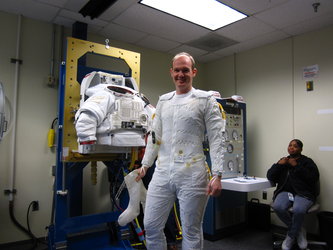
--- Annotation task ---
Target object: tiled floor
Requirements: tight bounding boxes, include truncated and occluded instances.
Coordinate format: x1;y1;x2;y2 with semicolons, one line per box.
1;227;328;250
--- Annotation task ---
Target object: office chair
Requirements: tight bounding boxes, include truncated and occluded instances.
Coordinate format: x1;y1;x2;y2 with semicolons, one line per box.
271;181;328;250
272;202;328;249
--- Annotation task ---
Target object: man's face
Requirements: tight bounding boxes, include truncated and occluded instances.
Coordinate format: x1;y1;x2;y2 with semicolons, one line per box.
170;56;197;94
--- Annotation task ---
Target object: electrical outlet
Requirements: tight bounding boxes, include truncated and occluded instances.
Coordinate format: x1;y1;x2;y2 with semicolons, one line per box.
46;75;56;87
32;201;39;211
262;190;267;200
51;165;56;176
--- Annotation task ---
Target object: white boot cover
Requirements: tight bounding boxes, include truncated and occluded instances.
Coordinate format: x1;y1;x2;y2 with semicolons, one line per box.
140;182;147;211
118;170;147;226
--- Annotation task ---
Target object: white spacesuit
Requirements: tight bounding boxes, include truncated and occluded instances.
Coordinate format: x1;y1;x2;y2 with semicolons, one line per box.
142;88;226;250
74;71;159;232
74;74;155;154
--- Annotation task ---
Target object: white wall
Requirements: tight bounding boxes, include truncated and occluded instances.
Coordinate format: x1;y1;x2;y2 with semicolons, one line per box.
1;10;332;244
205;26;333;232
0;13;59;243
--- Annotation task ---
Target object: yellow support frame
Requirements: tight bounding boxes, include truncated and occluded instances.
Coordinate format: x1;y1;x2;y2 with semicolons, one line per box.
62;37;141;162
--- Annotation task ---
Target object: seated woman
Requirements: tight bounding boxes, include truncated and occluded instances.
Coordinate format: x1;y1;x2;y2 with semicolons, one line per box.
267;139;319;250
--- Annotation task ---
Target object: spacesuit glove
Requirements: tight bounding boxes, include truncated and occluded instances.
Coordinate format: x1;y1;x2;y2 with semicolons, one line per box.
206;175;222;197
135;165;149;182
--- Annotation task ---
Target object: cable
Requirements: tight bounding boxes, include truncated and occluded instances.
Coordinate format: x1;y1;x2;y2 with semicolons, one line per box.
51;117;58;129
173;203;182;237
26;202;48;247
26;202;39;249
8;200;48;250
9;200;37;250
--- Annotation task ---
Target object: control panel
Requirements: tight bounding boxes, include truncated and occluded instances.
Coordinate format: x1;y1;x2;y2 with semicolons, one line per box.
219;99;246;179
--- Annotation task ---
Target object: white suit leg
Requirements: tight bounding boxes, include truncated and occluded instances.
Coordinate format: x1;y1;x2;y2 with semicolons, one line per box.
144;178;176;250
178;187;208;250
140;183;147;211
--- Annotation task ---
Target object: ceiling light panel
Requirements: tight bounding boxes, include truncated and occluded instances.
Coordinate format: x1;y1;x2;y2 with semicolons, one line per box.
139;0;248;30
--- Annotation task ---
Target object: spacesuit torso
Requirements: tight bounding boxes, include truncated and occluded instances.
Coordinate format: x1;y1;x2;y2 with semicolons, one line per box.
75;82;155;154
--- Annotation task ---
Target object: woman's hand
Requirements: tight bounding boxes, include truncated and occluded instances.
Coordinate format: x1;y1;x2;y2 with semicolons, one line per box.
277;157;289;165
288;158;298;167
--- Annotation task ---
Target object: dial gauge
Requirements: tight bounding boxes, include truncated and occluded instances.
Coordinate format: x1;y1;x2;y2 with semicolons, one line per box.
227;144;234;153
227;160;234;171
232;130;238;140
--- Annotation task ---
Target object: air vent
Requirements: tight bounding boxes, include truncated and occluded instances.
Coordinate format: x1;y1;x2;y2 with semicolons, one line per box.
188;33;238;52
79;0;118;19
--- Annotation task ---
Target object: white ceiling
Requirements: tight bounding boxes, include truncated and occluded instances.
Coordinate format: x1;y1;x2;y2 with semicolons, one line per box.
1;0;333;62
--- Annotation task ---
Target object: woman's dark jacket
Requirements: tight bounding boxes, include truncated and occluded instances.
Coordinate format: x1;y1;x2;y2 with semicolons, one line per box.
267;155;319;201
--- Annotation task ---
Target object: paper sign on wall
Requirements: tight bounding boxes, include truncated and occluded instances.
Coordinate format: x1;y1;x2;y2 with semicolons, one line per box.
303;64;319;79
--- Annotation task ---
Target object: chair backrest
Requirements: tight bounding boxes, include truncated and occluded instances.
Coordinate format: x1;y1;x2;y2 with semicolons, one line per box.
307;203;320;213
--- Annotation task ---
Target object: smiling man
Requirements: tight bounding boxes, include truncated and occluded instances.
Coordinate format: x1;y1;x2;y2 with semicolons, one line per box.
134;52;226;250
170;53;197;94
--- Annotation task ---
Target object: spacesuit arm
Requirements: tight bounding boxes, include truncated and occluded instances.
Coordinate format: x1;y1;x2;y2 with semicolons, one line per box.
75;90;115;143
75;111;98;142
141;100;162;167
204;96;226;176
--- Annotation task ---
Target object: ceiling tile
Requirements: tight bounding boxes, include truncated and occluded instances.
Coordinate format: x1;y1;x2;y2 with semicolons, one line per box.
196;53;222;63
214;30;289;56
167;44;208;58
255;0;333;29
59;9;108;27
37;0;68;8
218;0;290;15
216;16;276;42
63;0;89;12
113;4;210;43
136;35;180;52
53;15;76;27
99;22;148;44
283;11;333;35
187;33;238;52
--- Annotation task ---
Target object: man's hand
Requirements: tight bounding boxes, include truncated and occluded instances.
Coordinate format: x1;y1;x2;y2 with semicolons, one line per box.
135;165;149;182
206;176;222;197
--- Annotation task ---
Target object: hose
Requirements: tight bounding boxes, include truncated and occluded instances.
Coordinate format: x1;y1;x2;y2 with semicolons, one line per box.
9;200;37;250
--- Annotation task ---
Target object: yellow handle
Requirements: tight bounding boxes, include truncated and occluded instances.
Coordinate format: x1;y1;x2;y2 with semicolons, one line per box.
47;129;55;148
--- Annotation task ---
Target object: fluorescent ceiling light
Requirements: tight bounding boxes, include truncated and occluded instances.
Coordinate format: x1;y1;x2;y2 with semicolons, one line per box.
139;0;247;31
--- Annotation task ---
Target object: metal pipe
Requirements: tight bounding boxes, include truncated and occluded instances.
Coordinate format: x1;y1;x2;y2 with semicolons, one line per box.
50;24;56;77
8;14;22;201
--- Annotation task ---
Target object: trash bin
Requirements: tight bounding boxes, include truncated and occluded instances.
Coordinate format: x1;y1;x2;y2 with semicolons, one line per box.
247;198;271;231
317;211;333;250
